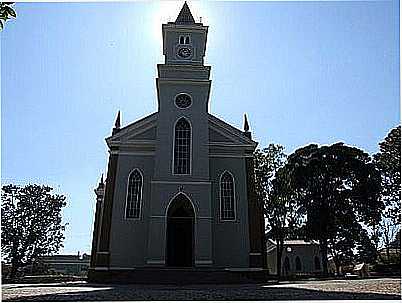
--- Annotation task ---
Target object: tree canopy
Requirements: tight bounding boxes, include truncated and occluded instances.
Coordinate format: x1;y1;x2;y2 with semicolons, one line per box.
277;143;383;274
1;184;67;279
0;2;16;30
374;125;401;224
254;144;304;279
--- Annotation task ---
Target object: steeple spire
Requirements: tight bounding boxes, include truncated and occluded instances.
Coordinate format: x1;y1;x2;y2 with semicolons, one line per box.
112;111;121;135
175;2;195;24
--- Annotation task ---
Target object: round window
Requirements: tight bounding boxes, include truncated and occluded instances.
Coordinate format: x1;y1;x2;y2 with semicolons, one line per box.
175;94;192;109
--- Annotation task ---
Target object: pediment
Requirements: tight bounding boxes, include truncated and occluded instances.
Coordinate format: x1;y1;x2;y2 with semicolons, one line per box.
126;126;156;141
209;128;235;143
106;112;158;147
208;114;258;147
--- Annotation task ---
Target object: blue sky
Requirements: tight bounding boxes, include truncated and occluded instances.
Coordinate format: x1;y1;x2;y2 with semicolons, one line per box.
1;1;399;254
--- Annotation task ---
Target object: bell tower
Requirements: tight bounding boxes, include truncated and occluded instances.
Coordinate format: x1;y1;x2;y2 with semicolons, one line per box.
147;2;213;267
154;1;211;181
162;2;208;65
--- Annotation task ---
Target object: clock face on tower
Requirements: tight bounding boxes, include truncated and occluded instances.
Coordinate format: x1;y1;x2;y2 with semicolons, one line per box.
177;47;192;59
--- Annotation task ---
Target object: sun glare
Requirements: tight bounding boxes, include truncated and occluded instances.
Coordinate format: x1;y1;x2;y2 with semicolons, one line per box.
151;1;208;46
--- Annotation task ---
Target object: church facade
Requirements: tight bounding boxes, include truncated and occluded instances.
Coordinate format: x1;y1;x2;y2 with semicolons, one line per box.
88;3;267;283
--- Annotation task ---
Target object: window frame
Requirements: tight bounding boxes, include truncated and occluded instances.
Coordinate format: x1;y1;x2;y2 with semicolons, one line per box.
174;92;192;109
219;170;236;222
172;117;192;176
124;168;144;220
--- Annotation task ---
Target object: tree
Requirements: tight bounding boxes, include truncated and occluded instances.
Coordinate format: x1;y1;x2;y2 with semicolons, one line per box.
327;211;362;275
254;144;287;200
374;125;401;262
283;143;383;275
356;228;378;264
254;144;303;279
1;184;67;279
0;2;16;30
374;125;401;222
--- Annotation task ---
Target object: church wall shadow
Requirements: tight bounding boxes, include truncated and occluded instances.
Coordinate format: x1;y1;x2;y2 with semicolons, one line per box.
3;283;401;301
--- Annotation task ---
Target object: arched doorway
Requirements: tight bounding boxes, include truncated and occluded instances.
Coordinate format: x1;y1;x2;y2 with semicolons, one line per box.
166;193;195;267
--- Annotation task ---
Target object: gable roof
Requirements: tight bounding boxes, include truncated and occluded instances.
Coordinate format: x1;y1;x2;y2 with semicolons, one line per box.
266;239;320;249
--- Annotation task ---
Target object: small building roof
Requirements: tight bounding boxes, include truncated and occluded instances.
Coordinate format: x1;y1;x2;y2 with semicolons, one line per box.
266;239;319;248
284;240;319;245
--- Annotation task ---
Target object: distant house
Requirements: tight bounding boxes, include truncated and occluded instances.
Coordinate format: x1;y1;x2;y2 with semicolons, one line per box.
266;239;323;276
378;247;401;264
40;253;90;276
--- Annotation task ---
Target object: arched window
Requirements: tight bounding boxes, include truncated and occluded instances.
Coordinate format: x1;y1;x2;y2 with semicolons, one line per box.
125;169;143;219
295;256;302;271
220;172;235;220
314;256;321;270
179;36;184;44
185;36;190;44
173;118;191;175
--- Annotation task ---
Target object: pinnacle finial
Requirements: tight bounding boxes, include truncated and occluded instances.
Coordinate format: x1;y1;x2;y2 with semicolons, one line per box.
97;173;105;189
114;111;121;129
244;113;250;132
112;111;121;135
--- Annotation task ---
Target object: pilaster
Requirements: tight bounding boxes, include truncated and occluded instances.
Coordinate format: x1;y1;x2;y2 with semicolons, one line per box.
95;149;119;267
90;179;105;268
245;156;267;268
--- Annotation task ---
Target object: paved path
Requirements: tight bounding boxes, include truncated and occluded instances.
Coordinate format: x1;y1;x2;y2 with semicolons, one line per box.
2;278;401;301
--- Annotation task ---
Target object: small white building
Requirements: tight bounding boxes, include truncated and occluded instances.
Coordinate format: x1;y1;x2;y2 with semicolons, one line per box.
266;239;323;276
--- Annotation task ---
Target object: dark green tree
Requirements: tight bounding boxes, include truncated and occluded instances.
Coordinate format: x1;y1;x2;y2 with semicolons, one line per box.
327;211;362;275
374;125;401;222
1;184;67;280
0;2;16;30
283;143;383;275
373;125;401;262
356;228;380;264
254;144;303;279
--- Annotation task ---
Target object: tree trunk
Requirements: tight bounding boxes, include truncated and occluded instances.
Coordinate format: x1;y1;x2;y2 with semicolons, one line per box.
320;238;329;276
386;246;390;263
384;229;391;263
9;241;20;280
276;240;284;281
9;260;19;280
334;259;341;276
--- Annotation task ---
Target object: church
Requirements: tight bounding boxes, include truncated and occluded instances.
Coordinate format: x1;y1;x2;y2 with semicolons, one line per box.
88;2;267;283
